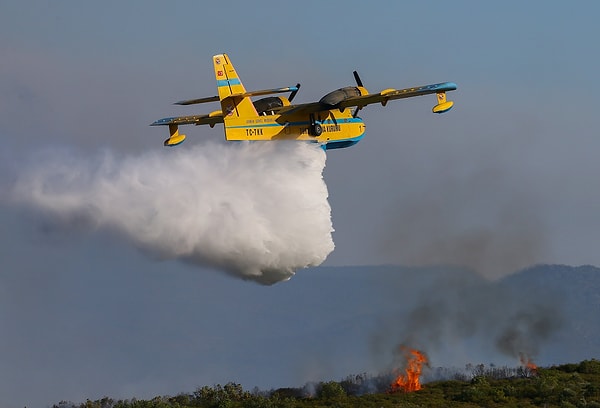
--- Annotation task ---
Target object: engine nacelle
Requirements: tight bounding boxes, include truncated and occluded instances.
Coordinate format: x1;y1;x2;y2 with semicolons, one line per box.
319;86;363;106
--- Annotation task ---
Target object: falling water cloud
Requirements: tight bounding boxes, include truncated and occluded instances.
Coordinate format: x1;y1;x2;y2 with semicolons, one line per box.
9;141;334;284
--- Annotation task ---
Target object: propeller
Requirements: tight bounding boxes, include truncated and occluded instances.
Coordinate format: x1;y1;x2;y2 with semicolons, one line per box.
288;83;301;102
353;70;363;87
352;71;363;117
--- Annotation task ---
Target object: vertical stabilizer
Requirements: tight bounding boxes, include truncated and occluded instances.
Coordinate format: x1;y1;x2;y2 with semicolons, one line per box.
213;54;258;118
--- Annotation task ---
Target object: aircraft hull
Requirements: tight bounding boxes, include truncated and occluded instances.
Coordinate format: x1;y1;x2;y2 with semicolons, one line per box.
223;109;366;149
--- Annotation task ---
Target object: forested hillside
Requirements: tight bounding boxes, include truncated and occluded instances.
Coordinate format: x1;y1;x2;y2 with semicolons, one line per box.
53;359;600;408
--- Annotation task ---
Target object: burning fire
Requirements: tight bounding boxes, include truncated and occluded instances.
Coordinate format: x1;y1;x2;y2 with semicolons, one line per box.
519;353;538;375
389;347;428;393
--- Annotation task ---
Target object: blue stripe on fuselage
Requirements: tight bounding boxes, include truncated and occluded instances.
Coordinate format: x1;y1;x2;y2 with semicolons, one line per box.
225;117;364;129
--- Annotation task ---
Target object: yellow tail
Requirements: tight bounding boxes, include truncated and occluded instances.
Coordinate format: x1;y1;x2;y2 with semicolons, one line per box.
213;54;257;118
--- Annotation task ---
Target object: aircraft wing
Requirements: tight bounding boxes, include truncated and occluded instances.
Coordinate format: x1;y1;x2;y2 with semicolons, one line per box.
150;113;224;127
174;96;220;106
338;82;457;111
276;82;457;115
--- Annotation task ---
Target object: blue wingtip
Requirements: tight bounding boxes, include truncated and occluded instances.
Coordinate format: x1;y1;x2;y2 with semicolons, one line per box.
444;82;458;91
150;117;175;126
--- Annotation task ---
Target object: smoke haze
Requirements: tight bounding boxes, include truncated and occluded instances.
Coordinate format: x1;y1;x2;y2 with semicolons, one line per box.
9;141;334;284
368;267;563;371
379;163;547;280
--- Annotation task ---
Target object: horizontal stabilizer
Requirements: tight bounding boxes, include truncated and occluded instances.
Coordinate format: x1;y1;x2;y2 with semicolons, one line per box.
174;86;298;106
175;95;220;105
236;86;298;98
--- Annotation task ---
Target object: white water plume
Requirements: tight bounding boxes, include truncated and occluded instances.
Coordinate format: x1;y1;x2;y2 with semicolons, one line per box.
10;141;334;284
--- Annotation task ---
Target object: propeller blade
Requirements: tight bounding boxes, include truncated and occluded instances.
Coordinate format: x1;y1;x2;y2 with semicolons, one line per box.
352;71;364;117
288;83;301;102
353;71;363;87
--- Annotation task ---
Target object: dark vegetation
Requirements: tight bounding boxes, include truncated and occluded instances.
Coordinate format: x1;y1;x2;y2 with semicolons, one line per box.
53;359;600;408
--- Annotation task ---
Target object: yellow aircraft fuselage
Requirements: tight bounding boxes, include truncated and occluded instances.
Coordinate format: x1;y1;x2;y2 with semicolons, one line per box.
223;109;365;149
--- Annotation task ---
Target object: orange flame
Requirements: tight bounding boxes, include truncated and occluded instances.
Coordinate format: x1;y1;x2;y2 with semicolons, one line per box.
389;347;428;393
519;353;538;375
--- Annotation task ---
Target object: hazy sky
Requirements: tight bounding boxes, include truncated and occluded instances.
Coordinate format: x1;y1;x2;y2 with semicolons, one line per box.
1;1;600;407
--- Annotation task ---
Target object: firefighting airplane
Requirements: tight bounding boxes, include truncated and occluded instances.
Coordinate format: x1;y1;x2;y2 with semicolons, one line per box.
151;53;457;149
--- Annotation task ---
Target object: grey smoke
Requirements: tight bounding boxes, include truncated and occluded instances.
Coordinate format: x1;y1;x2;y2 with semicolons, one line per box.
495;305;562;359
9;141;334;284
370;267;563;370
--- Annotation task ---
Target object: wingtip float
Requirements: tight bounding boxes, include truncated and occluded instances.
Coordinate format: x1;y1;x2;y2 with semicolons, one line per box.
152;53;457;149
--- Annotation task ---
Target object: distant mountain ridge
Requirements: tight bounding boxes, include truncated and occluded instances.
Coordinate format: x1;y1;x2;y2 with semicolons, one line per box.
303;263;600;367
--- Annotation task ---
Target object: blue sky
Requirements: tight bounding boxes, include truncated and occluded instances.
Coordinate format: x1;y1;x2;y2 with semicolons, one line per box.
1;1;600;406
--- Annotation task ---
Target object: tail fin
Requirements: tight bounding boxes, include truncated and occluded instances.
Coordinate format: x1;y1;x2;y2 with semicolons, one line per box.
213;54;257;118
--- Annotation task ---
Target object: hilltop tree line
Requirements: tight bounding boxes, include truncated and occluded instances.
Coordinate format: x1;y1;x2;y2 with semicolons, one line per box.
53;359;600;408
